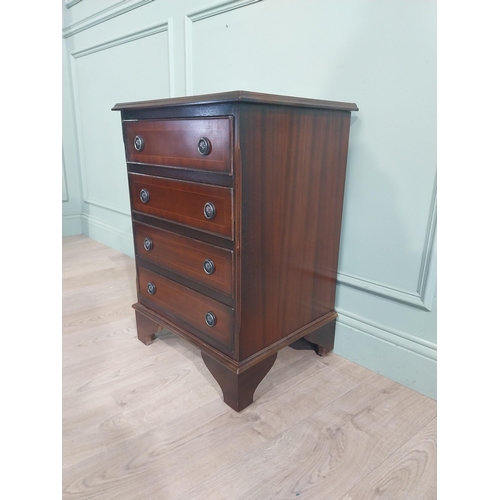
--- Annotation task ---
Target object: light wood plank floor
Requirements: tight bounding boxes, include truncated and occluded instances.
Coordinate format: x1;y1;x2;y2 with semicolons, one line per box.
62;235;437;499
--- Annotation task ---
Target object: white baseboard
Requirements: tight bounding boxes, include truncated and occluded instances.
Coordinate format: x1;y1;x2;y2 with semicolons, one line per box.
334;319;436;399
62;214;83;236
81;213;134;257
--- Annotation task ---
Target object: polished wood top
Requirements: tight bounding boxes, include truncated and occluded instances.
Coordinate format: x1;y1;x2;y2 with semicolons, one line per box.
112;90;358;112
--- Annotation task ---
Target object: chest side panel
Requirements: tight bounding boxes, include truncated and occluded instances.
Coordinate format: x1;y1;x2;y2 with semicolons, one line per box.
237;103;352;359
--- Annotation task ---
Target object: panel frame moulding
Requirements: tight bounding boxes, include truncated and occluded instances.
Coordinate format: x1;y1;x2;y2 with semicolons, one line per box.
64;0;82;10
62;149;69;202
62;0;156;39
68;21;173;218
184;0;263;94
337;174;437;311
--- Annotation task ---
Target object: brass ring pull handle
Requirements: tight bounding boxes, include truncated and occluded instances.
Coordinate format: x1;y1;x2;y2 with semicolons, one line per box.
205;311;217;327
144;237;153;251
134;135;145;151
197;137;211;156
140;188;150;203
203;202;216;219
203;259;215;274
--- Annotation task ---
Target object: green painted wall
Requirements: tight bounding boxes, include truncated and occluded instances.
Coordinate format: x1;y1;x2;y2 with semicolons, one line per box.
62;0;437;398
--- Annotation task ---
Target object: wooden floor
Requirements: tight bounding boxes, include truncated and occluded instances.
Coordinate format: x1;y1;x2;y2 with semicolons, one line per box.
62;235;437;500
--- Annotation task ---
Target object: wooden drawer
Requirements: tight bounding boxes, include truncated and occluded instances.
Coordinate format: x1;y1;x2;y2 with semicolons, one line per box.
123;118;232;173
133;222;234;296
137;266;234;350
129;173;233;239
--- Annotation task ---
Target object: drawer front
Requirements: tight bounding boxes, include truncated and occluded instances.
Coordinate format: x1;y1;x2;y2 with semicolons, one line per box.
124;118;232;173
137;266;233;350
134;222;233;296
129;173;233;239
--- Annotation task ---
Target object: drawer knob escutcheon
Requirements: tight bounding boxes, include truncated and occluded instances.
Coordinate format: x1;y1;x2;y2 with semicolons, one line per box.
197;137;211;156
134;135;145;151
203;259;215;274
140;188;150;203
203;202;216;220
144;237;153;251
147;282;156;295
205;311;217;327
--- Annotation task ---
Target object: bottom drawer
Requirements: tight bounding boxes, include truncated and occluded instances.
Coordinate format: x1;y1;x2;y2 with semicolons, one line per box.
137;266;234;351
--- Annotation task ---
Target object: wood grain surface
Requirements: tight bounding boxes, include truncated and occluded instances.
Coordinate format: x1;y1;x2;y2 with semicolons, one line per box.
236;104;352;359
62;236;436;500
133;221;234;296
123;117;233;173
338;418;437;500
137;265;234;350
129;173;234;239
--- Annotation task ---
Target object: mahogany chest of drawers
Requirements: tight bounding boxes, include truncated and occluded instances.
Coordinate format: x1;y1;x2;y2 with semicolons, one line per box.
113;91;357;411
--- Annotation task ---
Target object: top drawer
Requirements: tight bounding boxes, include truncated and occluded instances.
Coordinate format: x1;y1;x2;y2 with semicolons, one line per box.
123;117;233;173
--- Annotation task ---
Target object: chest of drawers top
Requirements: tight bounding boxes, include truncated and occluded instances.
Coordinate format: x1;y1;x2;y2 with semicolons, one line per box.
114;90;357;412
113;89;358;113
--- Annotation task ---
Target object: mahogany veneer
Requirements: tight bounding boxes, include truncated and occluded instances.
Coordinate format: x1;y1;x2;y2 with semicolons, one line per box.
113;90;357;412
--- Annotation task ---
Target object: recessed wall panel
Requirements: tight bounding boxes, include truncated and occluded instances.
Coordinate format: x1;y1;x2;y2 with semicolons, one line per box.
73;29;170;213
190;0;436;295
